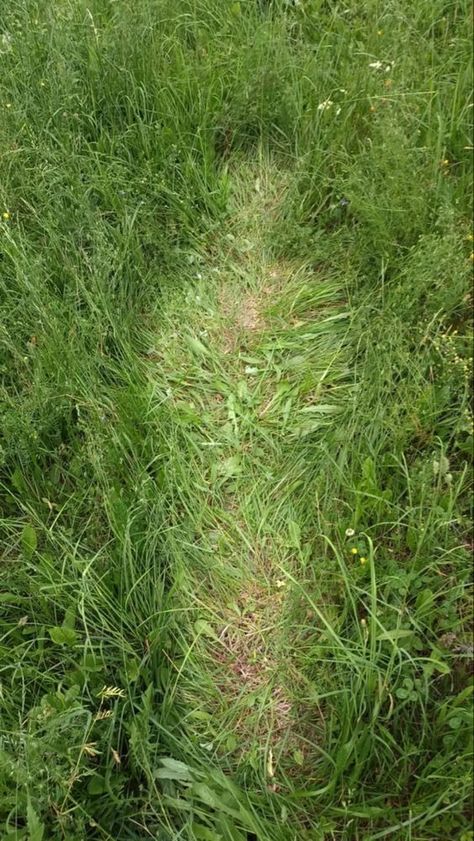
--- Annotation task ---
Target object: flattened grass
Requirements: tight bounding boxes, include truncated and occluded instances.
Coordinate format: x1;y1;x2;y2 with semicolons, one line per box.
0;1;472;838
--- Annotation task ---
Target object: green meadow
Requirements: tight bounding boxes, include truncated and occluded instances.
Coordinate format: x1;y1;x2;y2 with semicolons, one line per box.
0;1;472;839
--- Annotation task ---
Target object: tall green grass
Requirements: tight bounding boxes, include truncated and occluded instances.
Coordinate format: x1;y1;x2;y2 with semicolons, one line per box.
0;1;472;839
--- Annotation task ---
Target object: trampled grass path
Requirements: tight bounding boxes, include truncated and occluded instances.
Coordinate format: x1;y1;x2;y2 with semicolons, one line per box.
144;159;351;787
1;2;472;836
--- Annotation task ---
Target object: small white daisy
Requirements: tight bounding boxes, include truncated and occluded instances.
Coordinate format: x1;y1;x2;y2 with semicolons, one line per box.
318;99;333;112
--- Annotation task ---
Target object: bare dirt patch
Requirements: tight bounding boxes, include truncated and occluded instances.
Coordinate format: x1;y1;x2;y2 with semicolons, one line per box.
216;262;295;353
217;286;267;353
237;293;265;333
211;580;295;739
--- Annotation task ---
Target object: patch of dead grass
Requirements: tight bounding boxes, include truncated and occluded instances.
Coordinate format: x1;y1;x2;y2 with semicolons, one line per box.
216;261;295;353
217;285;267;353
210;579;295;740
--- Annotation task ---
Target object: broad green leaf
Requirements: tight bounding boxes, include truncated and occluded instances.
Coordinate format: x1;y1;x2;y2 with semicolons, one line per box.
218;455;241;478
175;401;202;425
11;468;26;494
48;626;77;646
237;380;249;401
362;456;376;484
185;334;210;357
395;687;410;700
88;775;107;795
22;524;37;558
452;684;474;705
424;656;451;677
192;825;223;841
416;588;434;615
155;757;194;781
190;783;241;818
288;520;301;549
226;734;238;751
194;619;218;640
188;709;212;722
433;454;450;477
376;629;413;642
27;799;44;841
293;749;304;766
63;605;76;630
406;526;418;551
299;404;341;414
0;592;27;604
125;657;140;682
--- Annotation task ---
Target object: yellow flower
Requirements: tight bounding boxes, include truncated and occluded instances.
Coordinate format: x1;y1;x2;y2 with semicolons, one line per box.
351;547;359;555
441;158;449;166
470;252;474;262
466;232;473;242
360;556;368;565
2;211;10;221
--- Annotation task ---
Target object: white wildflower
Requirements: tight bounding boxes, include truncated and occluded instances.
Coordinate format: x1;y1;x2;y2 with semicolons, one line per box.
318;99;333;112
0;33;12;54
369;59;394;72
345;528;355;538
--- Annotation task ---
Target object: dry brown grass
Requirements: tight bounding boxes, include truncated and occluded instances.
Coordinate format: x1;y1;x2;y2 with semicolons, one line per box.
216;261;296;353
212;579;295;741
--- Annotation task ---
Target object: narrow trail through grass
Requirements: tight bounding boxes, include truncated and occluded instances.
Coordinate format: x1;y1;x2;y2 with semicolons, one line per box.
145;157;351;788
1;2;472;837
